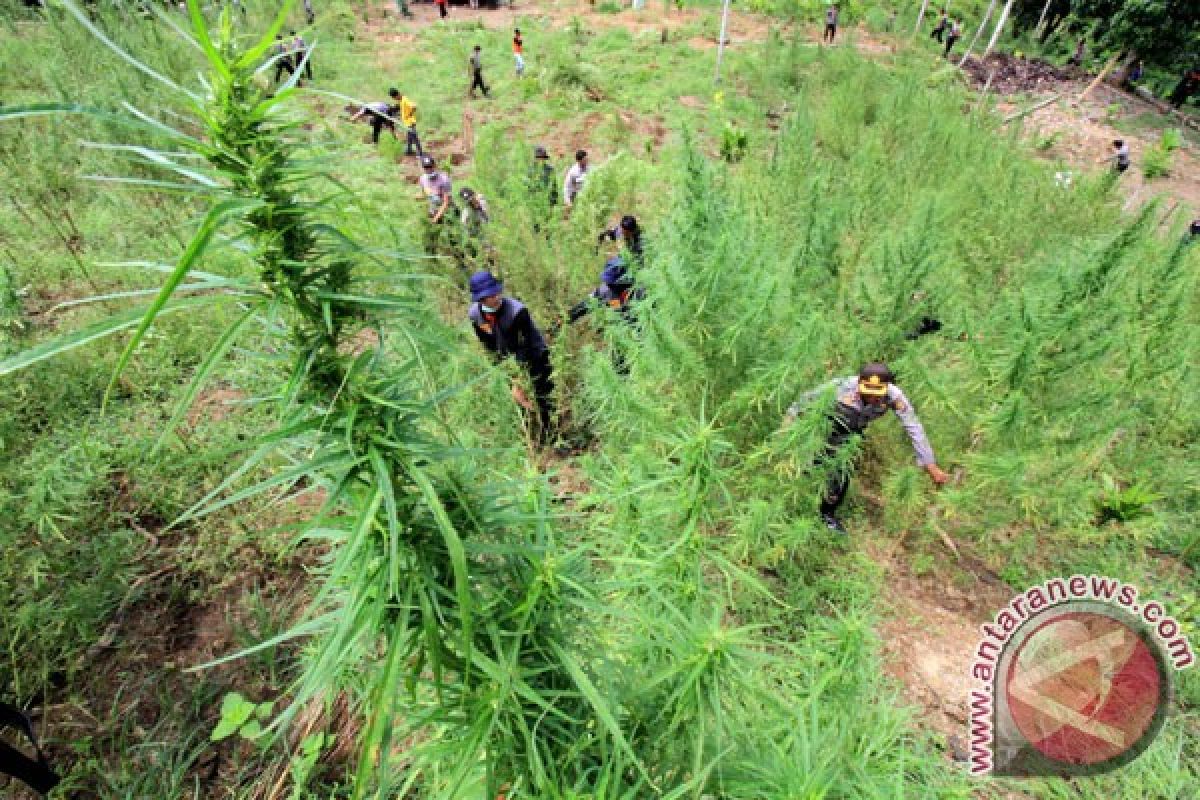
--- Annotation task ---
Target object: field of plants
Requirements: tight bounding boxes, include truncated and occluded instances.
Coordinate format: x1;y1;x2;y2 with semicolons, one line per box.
1;0;1197;798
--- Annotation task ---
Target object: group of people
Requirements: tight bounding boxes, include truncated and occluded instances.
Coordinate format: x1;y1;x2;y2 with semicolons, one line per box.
271;31;313;84
929;9;962;59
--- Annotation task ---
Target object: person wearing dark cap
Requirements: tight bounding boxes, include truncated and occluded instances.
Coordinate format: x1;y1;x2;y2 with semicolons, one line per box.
598;215;644;265
785;363;948;534
467;271;556;443
529;146;559;208
563;150;589;209
271;34;294;83
513;28;526;77
565;256;644;374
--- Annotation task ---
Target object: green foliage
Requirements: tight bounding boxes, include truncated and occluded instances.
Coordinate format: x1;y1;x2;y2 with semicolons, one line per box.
720;120;748;162
211;691;274;742
1092;474;1162;524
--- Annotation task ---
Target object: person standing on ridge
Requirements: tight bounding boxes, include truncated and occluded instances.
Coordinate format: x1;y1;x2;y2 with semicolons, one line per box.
943;18;961;59
513;28;526;77
397;89;422;157
469;45;490;98
823;4;839;44
563;150;590;210
784;363;948;535
467;271;556;444
930;9;947;43
434;0;448;20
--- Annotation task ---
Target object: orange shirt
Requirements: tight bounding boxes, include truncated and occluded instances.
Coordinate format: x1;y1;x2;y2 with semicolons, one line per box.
513;34;523;54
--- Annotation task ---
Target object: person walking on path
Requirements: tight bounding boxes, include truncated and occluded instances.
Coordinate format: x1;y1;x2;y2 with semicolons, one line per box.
350;96;400;145
784;363;948;535
513;28;526;77
434;0;448;20
291;31;313;83
396;89;422;157
467;271;556;444
943;18;961;59
303;0;314;25
469;45;490;98
823;4;839;44
563;150;589;210
930;9;947;43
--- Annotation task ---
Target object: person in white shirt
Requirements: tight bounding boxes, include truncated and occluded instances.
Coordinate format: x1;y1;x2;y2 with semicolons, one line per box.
563;149;589;209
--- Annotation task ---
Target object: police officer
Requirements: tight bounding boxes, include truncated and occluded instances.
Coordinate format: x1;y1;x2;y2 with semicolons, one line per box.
567;256;642;325
786;363;948;534
468;271;555;443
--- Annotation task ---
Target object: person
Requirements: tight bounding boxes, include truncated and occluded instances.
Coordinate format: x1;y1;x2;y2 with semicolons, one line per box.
458;187;492;268
350;96;400;145
1185;219;1200;247
597;215;644;265
1067;37;1086;67
785;363;948;534
1127;60;1144;84
271;34;294;83
886;8;897;33
943;18;961;59
529;145;558;207
395;0;414;19
419;155;456;252
434;0;448;19
823;4;838;44
563;150;589;209
396;89;422;157
469;45;490;98
1101;139;1131;173
1168;66;1199;109
303;0;314;25
467;271;556;443
291;31;313;83
930;9;947;43
513;28;526;77
567;256;643;326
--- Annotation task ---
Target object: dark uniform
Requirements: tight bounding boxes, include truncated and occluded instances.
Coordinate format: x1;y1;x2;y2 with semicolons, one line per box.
469;296;555;440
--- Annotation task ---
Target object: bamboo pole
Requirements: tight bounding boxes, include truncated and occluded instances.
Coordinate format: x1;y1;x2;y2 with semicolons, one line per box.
960;0;996;65
914;0;930;34
1078;55;1119;104
983;0;1015;59
714;0;731;84
1001;93;1059;124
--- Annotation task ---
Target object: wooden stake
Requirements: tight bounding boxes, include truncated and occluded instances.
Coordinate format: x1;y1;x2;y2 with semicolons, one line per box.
1078;55;1119;104
1001;93;1059;124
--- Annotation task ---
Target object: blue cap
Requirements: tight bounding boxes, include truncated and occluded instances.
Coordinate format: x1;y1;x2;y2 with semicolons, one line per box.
601;256;628;286
469;270;503;301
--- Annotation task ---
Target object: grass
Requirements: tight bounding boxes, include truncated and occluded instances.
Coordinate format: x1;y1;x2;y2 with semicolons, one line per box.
1;0;1197;798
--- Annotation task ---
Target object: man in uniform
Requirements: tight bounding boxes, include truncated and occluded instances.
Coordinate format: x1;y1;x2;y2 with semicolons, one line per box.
786;363;948;534
467;271;556;444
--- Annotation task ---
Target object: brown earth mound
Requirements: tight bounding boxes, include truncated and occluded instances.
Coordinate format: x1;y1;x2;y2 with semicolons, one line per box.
959;52;1074;95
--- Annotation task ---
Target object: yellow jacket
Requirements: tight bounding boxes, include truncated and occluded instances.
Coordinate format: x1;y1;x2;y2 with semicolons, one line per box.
401;96;417;128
